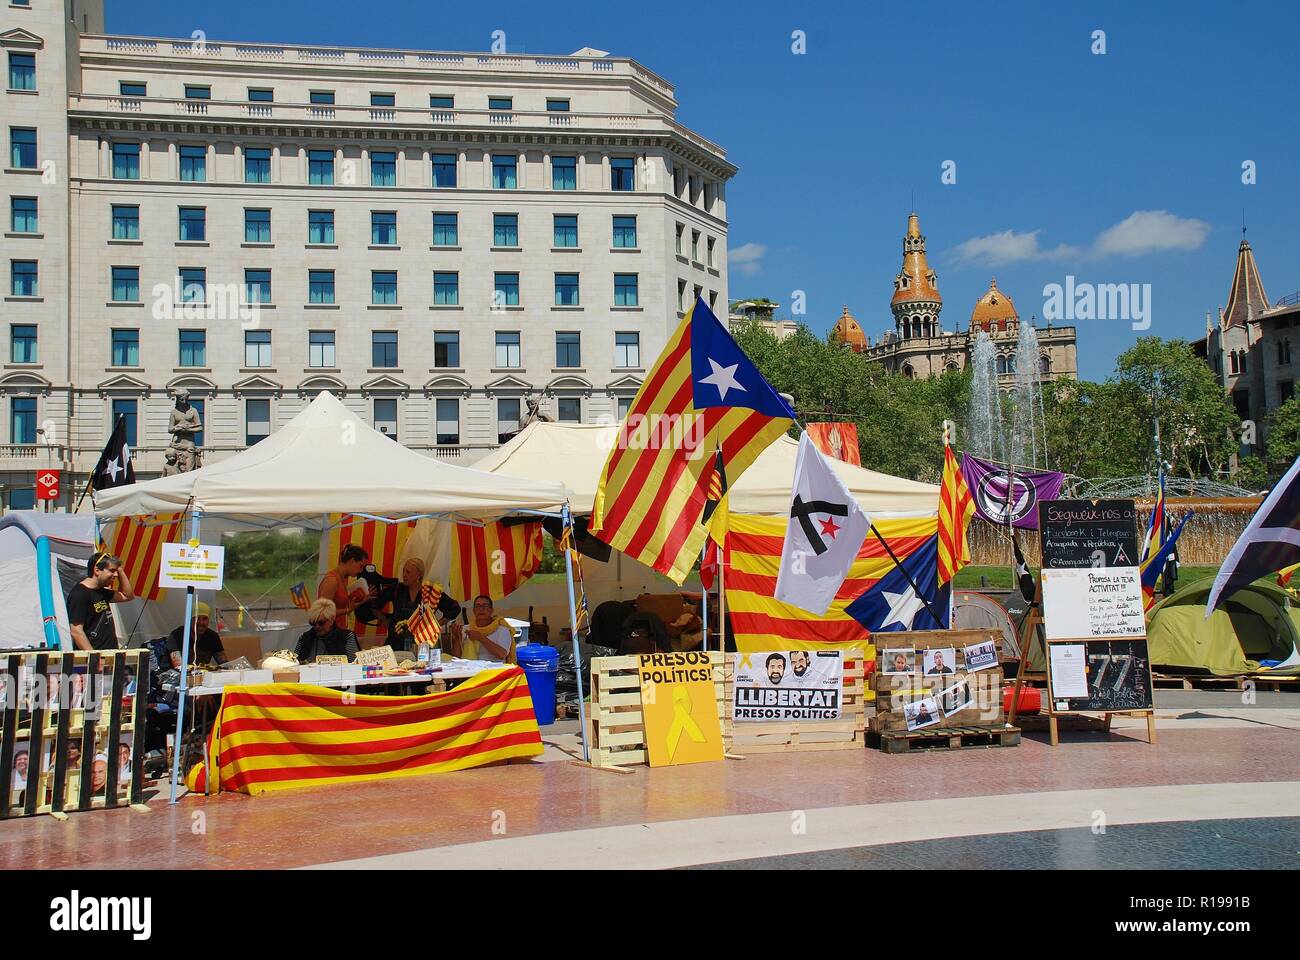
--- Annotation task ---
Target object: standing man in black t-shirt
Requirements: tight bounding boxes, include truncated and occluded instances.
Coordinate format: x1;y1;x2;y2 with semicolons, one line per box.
66;552;134;651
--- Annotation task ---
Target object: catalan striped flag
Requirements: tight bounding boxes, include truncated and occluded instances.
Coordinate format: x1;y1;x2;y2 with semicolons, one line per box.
723;512;938;651
289;582;311;611
1141;511;1191;610
405;582;443;647
1140;474;1166;567
186;666;542;796
450;519;544;602
937;442;975;587
591;298;796;584
105;513;184;601
324;515;417;637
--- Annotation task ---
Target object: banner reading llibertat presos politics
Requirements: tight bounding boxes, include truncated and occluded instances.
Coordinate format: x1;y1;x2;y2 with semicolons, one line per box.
960;453;1066;530
732;650;844;722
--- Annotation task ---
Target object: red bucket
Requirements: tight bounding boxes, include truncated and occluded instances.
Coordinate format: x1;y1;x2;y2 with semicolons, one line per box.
1002;685;1041;715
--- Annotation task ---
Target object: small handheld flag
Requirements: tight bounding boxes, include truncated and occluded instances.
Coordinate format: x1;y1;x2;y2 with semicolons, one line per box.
289;582;310;611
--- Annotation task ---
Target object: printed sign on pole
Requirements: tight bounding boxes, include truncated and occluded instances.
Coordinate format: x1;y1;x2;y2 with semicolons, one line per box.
159;542;226;590
35;469;60;501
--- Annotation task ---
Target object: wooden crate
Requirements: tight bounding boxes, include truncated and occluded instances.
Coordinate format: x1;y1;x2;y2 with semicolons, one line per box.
722;657;866;754
872;724;1022;754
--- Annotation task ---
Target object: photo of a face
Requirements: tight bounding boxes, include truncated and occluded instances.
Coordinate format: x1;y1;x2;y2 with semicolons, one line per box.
923;648;956;677
766;653;787;685
903;696;941;731
790;650;811;678
882;649;916;675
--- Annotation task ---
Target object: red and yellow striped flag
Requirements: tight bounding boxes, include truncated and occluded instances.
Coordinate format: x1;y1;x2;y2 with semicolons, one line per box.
105;513;184;601
405;582;443;647
188;666;542;796
937;442;975;586
591;298;795;583
324;515;417;638
450;520;543;602
724;513;938;652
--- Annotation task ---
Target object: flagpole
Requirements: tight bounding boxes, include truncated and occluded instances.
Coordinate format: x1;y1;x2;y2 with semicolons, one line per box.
700;541;709;652
718;536;727;651
561;504;589;762
169;507;202;804
869;525;943;626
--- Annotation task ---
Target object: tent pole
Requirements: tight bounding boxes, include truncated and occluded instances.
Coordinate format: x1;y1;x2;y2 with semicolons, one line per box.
562;504;589;761
700;541;709;652
169;507;203;804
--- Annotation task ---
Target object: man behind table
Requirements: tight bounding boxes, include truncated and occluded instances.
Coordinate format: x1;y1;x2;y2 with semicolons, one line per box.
66;553;135;651
462;595;518;663
166;600;225;668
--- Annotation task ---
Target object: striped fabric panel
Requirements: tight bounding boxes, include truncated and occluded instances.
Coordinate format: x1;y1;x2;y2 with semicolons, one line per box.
937;443;975;586
324;515;417;637
106;513;184;601
450;520;544;601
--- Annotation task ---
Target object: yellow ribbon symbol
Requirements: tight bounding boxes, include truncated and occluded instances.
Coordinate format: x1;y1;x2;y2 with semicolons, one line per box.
665;685;706;762
738;653;753;670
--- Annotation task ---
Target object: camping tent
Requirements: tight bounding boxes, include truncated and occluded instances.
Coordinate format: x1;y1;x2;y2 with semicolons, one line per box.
1147;578;1300;676
952;590;1021;660
0;512;97;650
474;421;940;516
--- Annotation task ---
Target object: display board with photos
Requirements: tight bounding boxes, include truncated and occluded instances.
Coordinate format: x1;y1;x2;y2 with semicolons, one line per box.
872;629;1007;734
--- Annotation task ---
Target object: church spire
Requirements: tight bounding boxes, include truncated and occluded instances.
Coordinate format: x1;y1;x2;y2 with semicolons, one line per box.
1222;233;1269;328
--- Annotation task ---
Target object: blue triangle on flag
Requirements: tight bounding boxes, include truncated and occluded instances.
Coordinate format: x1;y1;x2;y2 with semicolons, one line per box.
688;298;797;419
845;535;947;633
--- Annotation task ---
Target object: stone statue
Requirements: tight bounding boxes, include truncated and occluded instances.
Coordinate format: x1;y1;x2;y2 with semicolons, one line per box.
517;394;554;431
167;389;203;473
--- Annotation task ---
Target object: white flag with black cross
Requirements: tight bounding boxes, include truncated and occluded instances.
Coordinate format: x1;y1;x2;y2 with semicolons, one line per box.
774;432;871;615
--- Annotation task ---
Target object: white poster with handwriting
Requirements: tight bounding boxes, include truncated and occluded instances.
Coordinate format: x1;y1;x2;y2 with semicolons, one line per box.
1042;566;1146;640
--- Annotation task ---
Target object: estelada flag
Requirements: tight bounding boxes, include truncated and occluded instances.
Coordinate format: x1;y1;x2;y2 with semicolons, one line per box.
450;519;544;602
1207;454;1300;614
937;442;975;586
105;513;184;601
288;582;310;611
591;297;796;583
806;422;861;466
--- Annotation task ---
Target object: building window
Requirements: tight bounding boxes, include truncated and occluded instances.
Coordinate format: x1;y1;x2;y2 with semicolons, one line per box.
9;128;36;170
491;154;517;189
494;272;520;306
111;329;139;367
1229;351;1240;375
556;331;581;368
309;270;335;304
614;273;639;307
488;96;513;111
495;331;521;368
433;271;459;305
105;400;137;446
10;324;36;364
183;85;211;100
371;270;397;304
615;331;640;368
178;206;206;241
245;208;271;243
244;268;271;304
434;331;459;368
372;330;398;367
308;149;334;185
553;214;578;248
178;329;206;367
10;197;36;233
431;153;457;187
554;273;580;306
557;398;581;422
111;266;139;302
310;90;335;105
179;145;206;182
552;155;576;190
244;147;271;183
248;88;274;103
111;142;139;180
371;210;397;246
433;212;458;246
373;399;399;441
308;210;334;245
179;268;205;303
706;236;715;266
613;215;637;248
370;91;395;107
1282;381;1294;404
1039;354;1052;374
497;398;520;443
675;223;684;255
546;98;570;112
434;398;458;445
8;53;36;91
691;230;700;260
309;330;336;367
493;213;518;247
371;151;396;186
677;278;687;312
245;329;271;367
611;157;635;191
430;94;454;109
119;81;146;97
246;399;271;445
617;395;633;421
10;260;36;297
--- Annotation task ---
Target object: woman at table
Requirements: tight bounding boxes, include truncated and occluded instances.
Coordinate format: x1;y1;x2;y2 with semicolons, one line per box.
294;599;360;662
461;595;518;664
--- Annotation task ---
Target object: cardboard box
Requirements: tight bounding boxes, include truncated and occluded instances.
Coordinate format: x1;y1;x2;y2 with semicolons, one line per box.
239;669;274;685
272;670;300;683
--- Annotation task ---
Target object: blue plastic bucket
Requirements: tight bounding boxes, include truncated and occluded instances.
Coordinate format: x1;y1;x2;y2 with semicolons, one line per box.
515;643;559;725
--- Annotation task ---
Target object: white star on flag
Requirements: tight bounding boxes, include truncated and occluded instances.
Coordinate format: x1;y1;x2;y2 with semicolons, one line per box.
699;357;746;401
880;584;927;630
105;457;122;482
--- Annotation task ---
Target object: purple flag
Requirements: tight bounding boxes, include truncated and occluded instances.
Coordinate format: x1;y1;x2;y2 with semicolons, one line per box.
960;453;1065;529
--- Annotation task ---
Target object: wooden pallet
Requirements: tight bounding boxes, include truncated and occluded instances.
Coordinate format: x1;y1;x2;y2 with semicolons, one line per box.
723;657;865;754
871;724;1021;754
1151;672;1300;692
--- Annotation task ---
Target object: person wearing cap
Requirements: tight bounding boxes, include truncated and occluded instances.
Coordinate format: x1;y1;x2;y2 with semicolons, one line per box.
166;601;225;668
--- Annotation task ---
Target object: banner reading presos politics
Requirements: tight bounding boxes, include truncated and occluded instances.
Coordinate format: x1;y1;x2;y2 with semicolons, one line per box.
732;650;843;721
960;453;1065;530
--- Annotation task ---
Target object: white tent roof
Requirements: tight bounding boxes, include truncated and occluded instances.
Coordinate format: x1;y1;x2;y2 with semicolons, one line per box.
94;392;570;523
475;421;939;517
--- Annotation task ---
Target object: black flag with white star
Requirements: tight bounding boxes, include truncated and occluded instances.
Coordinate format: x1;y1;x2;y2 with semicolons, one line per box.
91;414;136;491
1207;454;1300;614
1012;532;1036;602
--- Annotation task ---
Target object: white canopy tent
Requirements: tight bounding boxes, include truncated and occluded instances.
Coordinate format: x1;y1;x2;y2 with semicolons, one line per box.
0;512;97;650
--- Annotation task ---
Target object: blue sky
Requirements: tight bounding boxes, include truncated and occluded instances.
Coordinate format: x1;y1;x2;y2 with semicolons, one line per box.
107;0;1300;380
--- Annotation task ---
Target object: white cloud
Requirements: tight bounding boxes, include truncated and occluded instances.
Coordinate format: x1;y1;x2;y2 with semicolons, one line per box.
1091;209;1210;257
730;242;766;277
947;229;1080;267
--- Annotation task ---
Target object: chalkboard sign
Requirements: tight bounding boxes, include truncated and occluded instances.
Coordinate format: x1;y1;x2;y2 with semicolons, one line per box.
1038;499;1139;569
1046;639;1153;714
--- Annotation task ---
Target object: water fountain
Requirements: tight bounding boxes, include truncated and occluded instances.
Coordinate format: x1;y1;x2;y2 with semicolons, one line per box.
1009;319;1049;469
966;331;1004;461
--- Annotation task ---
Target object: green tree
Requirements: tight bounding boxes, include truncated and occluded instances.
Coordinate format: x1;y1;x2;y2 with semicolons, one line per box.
1264;397;1300;477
